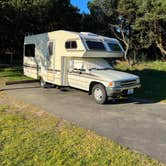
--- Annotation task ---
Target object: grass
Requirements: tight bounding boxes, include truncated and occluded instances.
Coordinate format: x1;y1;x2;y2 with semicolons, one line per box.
0;62;165;165
0;67;32;83
0;99;165;166
115;61;166;103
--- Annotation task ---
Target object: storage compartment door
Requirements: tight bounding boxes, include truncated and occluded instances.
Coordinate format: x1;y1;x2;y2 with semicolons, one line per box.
61;56;69;86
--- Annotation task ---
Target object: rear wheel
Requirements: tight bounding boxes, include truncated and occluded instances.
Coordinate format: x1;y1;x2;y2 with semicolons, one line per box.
40;77;47;88
92;84;107;104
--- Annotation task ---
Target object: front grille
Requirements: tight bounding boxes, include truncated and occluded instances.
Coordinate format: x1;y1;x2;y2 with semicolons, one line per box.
120;79;137;87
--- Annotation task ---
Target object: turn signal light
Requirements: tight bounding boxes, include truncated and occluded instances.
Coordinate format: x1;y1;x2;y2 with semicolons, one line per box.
109;82;113;87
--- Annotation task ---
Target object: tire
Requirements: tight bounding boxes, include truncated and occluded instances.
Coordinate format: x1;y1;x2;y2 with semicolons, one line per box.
40;77;47;88
92;84;107;104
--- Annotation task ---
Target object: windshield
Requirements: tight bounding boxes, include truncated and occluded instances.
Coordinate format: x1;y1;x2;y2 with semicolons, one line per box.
86;40;106;51
85;59;112;71
107;42;122;51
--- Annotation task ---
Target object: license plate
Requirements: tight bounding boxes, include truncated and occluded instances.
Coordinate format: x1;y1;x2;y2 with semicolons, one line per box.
128;89;134;95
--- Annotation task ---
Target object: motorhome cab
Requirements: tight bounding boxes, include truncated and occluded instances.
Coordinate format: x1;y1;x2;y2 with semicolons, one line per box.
23;30;141;104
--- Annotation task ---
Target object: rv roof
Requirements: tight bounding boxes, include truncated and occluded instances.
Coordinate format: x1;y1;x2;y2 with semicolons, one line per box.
79;32;118;42
24;30;119;43
80;32;98;37
100;35;119;42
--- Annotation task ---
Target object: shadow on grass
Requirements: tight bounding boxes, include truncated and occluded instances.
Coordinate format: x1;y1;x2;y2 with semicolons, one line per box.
119;68;166;103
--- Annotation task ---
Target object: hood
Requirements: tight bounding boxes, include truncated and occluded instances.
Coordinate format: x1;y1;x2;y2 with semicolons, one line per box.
90;69;139;82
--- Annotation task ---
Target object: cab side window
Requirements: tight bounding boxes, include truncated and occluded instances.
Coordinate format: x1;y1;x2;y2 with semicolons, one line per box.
69;60;85;73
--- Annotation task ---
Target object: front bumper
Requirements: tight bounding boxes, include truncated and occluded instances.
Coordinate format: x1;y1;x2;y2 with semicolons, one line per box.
106;84;141;97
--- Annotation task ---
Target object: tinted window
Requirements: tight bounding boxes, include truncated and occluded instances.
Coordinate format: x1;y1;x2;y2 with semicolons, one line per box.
107;43;122;51
71;41;77;48
86;41;106;50
48;42;53;56
65;41;70;49
65;41;77;49
25;44;35;57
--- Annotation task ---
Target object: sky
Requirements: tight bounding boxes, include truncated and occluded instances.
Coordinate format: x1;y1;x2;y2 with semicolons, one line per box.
71;0;91;13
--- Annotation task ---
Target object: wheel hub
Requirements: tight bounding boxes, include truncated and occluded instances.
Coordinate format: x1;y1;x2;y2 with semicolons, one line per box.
94;88;103;101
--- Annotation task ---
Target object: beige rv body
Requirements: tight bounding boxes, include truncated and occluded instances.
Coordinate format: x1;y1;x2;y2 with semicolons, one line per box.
24;30;123;87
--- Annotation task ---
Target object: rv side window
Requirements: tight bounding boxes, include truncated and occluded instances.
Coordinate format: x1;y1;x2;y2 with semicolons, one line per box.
86;41;106;51
71;41;77;48
65;41;77;49
24;44;35;57
65;42;70;49
107;43;122;51
48;42;53;56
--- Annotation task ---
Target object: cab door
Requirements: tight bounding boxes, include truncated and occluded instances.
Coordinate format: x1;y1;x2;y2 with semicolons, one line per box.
68;59;89;91
47;40;56;82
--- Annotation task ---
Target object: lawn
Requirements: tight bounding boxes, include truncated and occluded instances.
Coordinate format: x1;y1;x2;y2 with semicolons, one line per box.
0;94;165;166
0;67;32;83
115;61;166;103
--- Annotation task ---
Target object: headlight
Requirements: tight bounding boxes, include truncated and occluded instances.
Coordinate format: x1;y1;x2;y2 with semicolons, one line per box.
136;78;140;84
109;81;120;87
114;81;121;87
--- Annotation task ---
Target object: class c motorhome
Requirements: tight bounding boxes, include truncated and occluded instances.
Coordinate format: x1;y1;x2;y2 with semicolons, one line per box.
23;30;141;104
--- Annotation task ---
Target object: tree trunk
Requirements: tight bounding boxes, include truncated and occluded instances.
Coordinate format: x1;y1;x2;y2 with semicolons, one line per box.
130;49;137;66
124;42;129;63
156;41;166;60
134;52;137;65
121;30;130;65
110;25;130;65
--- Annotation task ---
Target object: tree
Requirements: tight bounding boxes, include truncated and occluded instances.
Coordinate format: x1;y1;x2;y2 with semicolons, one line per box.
0;0;81;64
135;0;166;60
88;0;166;63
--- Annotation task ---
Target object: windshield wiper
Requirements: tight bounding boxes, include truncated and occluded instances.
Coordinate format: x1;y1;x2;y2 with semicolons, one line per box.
89;68;98;71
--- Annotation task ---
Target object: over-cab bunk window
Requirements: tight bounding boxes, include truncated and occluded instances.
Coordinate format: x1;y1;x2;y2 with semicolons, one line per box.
107;43;122;51
65;41;77;49
24;44;35;57
86;41;106;51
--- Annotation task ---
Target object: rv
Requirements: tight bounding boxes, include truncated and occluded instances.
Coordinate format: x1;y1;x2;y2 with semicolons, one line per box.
23;30;141;104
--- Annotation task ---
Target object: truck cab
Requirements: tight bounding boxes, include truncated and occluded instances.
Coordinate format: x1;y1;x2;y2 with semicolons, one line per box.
68;58;140;104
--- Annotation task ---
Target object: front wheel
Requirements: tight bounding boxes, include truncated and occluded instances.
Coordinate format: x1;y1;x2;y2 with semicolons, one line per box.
92;84;107;104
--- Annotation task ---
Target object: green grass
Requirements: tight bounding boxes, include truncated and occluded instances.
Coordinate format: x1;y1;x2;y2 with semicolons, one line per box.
0;104;165;166
115;61;166;103
0;67;32;82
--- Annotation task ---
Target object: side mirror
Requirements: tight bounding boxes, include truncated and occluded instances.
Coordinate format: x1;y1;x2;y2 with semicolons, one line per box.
80;68;85;72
